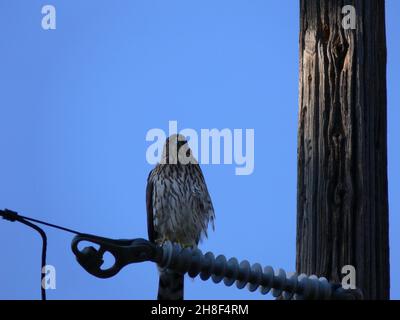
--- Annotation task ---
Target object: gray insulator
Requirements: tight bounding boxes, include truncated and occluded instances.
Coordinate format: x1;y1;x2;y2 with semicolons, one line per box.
294;274;310;300
271;268;286;297
199;252;214;281
187;248;203;278
236;260;250;289
223;258;239;287
247;263;262;292
260;266;274;295
212;255;227;283
282;272;298;300
158;242;356;300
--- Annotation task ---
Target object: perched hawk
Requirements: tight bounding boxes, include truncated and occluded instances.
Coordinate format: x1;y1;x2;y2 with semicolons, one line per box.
146;134;215;300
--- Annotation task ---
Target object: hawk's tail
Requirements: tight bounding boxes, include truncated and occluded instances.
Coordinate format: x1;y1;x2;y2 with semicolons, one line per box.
157;268;184;300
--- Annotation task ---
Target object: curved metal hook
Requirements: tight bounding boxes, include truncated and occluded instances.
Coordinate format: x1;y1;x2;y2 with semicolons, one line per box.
71;234;162;278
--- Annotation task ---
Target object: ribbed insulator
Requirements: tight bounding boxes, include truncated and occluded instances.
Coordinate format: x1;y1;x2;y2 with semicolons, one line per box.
158;242;335;300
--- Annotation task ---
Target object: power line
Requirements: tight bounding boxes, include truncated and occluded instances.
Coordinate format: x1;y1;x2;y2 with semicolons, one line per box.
0;208;85;300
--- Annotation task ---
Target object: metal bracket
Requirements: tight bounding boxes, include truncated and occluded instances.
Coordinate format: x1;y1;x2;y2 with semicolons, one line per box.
71;235;363;299
71;234;163;278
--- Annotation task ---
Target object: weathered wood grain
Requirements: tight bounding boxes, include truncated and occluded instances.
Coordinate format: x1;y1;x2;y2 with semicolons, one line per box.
296;0;389;299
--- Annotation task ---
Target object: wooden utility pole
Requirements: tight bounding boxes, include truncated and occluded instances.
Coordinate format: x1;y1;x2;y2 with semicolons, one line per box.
296;0;389;299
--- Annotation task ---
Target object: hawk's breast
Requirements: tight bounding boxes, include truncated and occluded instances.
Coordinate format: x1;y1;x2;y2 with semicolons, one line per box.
150;164;214;246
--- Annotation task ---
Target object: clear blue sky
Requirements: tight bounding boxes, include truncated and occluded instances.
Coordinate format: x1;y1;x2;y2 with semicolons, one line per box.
0;1;398;299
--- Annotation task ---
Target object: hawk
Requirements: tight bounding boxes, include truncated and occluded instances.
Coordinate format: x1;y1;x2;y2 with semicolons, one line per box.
146;134;215;300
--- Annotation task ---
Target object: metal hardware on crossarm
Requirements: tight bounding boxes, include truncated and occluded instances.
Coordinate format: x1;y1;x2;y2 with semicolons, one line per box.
71;234;363;300
0;209;363;300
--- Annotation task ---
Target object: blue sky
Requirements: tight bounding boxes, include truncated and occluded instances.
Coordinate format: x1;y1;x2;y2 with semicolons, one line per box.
0;1;398;299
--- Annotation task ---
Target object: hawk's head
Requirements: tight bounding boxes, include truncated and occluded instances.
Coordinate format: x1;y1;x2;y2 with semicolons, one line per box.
161;134;197;165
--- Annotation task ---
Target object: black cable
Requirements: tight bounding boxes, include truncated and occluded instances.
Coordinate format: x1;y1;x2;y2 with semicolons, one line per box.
1;209;82;235
0;208;85;300
17;219;47;300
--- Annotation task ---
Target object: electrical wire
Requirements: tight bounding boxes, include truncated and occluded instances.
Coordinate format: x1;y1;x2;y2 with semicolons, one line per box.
17;219;47;300
1;209;82;235
0;208;85;300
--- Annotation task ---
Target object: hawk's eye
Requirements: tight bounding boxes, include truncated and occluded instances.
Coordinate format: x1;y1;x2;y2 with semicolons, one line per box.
177;140;187;149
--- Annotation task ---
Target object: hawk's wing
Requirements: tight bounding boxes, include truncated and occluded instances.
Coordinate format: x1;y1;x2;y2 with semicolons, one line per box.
146;170;156;243
192;164;215;239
